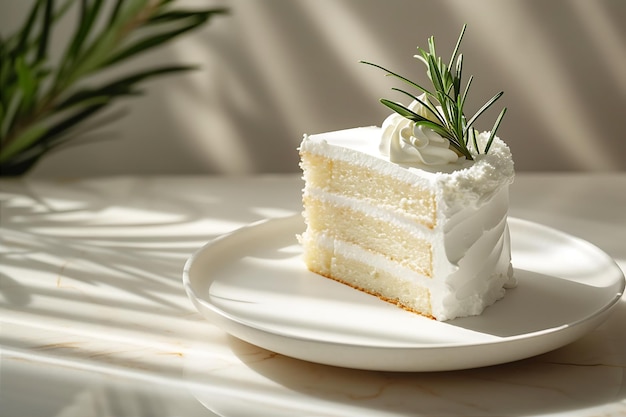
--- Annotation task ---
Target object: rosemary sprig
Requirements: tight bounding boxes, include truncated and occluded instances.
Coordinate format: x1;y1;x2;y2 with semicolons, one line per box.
361;25;506;161
0;0;227;176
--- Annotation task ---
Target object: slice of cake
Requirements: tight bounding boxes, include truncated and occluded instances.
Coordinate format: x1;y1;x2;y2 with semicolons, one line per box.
299;127;515;321
298;26;516;321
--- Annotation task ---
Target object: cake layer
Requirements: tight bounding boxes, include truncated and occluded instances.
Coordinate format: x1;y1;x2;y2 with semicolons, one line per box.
300;127;515;215
301;151;437;228
303;194;433;276
301;233;433;317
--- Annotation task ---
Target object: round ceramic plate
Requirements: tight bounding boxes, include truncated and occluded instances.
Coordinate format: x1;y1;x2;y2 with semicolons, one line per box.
183;215;624;372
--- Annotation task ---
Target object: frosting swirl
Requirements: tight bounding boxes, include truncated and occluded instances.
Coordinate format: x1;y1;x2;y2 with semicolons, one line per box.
380;96;459;165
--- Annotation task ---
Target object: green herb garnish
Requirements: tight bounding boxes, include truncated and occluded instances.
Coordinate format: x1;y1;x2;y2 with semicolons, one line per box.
361;25;506;161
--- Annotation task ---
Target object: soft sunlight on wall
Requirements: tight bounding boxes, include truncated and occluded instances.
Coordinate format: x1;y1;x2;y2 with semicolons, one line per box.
1;0;624;176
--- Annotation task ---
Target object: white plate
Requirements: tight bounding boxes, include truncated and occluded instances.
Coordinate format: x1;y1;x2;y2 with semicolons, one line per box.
183;215;624;372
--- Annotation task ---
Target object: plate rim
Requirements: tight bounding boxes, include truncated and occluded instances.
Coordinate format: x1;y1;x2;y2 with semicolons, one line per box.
183;215;625;365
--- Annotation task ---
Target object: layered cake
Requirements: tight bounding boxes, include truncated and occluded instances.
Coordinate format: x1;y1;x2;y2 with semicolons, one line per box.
298;26;516;321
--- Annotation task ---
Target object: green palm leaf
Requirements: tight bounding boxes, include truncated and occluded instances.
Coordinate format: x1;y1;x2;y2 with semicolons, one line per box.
0;0;227;176
59;65;195;109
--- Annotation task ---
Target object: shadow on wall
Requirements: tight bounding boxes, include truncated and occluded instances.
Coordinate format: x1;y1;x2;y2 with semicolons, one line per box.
3;0;624;176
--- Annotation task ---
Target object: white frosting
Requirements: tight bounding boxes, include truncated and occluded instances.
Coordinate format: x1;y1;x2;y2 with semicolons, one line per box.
300;127;515;321
380;97;459;165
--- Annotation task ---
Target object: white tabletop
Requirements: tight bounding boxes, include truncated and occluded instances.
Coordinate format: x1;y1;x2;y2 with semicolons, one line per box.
1;174;625;417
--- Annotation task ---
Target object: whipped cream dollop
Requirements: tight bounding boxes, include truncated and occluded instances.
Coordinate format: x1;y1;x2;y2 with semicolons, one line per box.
380;95;459;165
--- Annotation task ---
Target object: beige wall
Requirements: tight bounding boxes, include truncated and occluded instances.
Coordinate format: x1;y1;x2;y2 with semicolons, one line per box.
2;0;625;176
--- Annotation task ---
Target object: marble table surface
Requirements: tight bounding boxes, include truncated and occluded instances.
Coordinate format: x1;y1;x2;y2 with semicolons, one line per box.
1;173;625;417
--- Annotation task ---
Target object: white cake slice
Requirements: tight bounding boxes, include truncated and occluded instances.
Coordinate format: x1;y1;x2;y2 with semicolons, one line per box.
299;126;516;321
